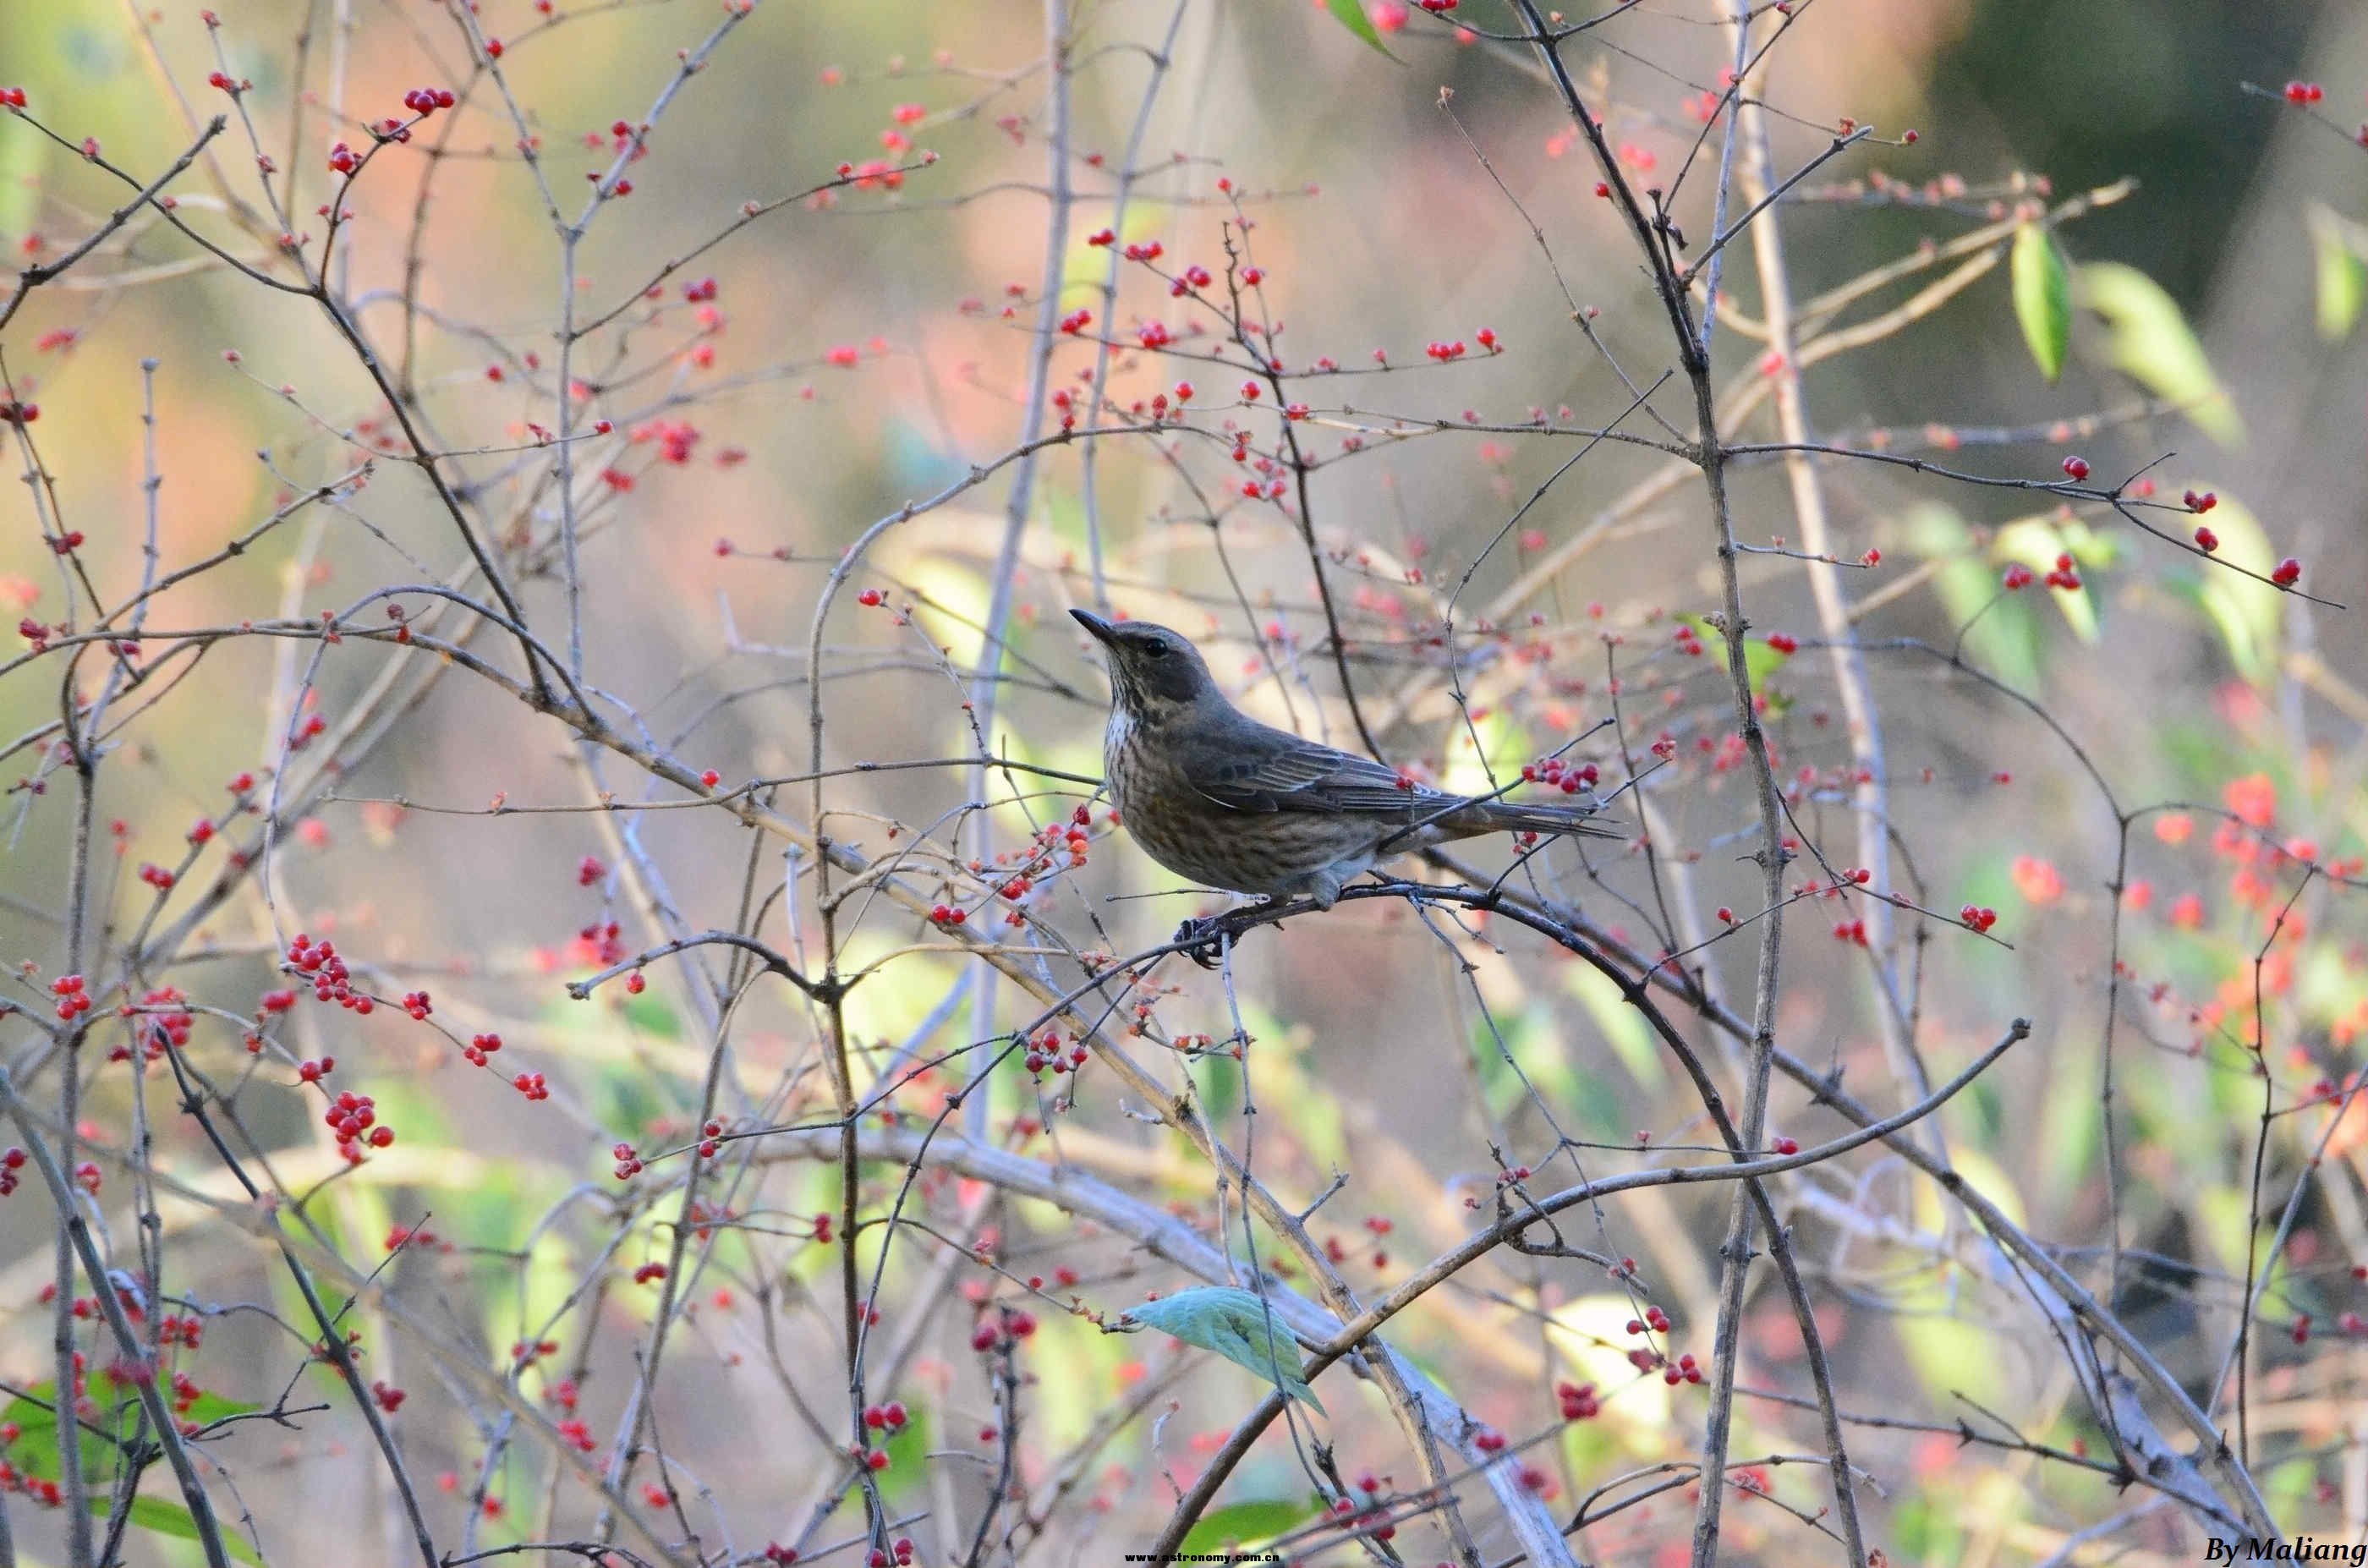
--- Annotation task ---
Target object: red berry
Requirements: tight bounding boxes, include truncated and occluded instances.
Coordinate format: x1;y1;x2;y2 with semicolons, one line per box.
2060;455;2089;480
2272;557;2302;588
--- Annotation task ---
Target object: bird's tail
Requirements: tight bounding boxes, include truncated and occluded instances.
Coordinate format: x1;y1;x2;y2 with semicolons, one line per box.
1445;798;1621;841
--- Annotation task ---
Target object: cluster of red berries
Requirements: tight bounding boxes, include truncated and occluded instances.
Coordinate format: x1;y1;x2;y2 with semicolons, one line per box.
698;1119;725;1158
1057;308;1093;335
0;401;40;427
285;933;376;1012
1424;339;1469;360
0;1145;25;1198
2272;556;2303;587
1022;1033;1088;1077
134;988;194;1057
402;85;456;115
1627;1304;1672;1335
612;1142;643;1180
1765;632;1799;655
1170;263;1214;297
2042;552;2082;592
138;862;176;891
50;973;91;1021
400;990;431;1021
1960;904;2000;934
324;1088;395;1156
929;902;968;926
1521;756;1600;796
2184;488;2217;513
633;1261;666;1284
1327;1477;1395;1542
863;1538;917;1568
2285;81;2326;104
206;70;248;94
1556;1379;1601;1419
2060;455;2090;480
969;1303;1037;1353
159;1312;203;1348
762;1548;799;1565
514;1072;550;1100
862;1400;909;1434
0;88;27;110
464;1032;502;1066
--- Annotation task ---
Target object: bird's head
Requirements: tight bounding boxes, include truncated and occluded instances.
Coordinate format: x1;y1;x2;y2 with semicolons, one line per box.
1070;610;1217;720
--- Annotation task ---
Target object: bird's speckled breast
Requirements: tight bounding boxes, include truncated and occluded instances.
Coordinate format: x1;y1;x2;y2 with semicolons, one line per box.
1105;708;1395;898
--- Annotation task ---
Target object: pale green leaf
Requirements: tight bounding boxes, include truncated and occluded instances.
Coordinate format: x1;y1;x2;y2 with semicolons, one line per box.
2009;222;2070;383
2309;204;2367;342
96;1495;265;1565
2080;260;2242;445
1177;1498;1320;1555
1322;0;1401;61
1121;1286;1324;1413
2156;488;2282;686
1565;961;1658;1089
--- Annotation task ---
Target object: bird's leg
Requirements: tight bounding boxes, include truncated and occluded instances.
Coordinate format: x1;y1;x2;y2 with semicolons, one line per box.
1173;897;1295;968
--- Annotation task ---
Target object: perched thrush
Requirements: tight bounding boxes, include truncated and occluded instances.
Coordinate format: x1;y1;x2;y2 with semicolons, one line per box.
1073;609;1616;909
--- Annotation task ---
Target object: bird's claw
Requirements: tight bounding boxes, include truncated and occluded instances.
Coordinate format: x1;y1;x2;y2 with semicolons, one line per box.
1173;913;1231;968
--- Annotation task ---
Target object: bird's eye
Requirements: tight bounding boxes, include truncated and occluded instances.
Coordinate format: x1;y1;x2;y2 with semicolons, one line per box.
1140;640;1170;659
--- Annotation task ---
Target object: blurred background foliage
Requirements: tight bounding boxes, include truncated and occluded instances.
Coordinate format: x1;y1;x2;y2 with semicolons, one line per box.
3;0;2368;1563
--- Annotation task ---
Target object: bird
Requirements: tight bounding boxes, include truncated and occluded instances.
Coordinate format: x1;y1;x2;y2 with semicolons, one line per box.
1072;608;1616;912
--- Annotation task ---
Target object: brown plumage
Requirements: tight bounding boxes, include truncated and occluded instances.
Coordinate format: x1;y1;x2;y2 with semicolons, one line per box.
1073;609;1616;909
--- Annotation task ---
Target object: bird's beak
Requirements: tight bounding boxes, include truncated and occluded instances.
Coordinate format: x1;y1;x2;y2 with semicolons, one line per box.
1069;608;1120;646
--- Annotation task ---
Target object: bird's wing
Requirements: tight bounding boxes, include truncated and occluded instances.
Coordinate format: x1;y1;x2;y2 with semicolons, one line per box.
1181;725;1445;815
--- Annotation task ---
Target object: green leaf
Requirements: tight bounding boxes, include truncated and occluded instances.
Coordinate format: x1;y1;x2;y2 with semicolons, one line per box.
1177;1497;1320;1555
96;1494;265;1565
2009;222;2070;383
2154;488;2282;686
1321;0;1401;61
2079;261;2242;445
0;1384;134;1487
1675;615;1785;694
1120;1286;1324;1413
1565;962;1659;1091
2309;205;2367;342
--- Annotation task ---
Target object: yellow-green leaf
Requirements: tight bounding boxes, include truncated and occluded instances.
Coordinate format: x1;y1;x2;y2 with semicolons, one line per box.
96;1496;265;1565
2310;204;2368;341
2010;222;2070;383
1178;1498;1319;1555
2079;261;2241;445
